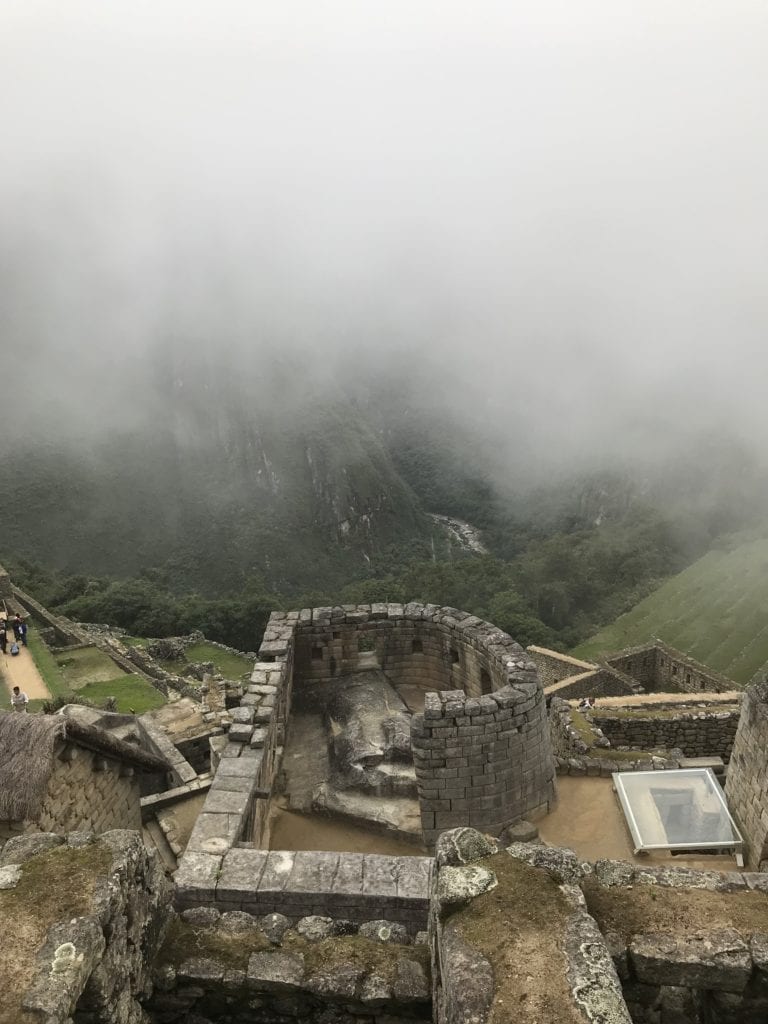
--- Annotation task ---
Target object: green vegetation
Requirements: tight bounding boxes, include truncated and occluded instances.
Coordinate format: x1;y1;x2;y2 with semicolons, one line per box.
184;642;252;679
572;537;768;684
55;646;129;688
77;676;166;713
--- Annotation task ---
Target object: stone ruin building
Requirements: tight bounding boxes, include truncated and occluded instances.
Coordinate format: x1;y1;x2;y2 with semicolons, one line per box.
2;600;768;1023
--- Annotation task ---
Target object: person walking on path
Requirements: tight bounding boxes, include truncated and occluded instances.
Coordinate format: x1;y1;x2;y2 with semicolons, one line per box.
18;618;28;646
11;686;29;712
0;620;6;655
12;614;24;642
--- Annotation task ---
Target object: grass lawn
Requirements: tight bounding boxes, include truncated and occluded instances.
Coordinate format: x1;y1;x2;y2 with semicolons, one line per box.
77;676;166;714
185;641;252;679
25;630;166;714
571;537;768;685
121;635;150;648
55;646;129;688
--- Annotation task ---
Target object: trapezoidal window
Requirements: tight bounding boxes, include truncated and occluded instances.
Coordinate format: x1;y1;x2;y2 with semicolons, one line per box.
311;646;323;661
450;648;460;665
481;669;492;695
412;639;423;654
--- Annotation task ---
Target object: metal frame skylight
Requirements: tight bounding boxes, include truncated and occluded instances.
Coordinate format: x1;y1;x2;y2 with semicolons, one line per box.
613;768;744;866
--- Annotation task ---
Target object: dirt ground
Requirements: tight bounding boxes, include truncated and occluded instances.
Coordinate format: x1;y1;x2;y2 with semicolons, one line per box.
268;805;427;856
454;853;586;1024
539;776;737;871
0;645;51;702
584;878;768;942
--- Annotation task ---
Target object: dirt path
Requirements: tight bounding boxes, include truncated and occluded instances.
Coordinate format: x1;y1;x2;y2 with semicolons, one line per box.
0;645;51;703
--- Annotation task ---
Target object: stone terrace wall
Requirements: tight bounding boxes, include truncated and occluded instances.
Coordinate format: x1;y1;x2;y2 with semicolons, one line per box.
726;679;768;869
594;707;739;760
147;907;430;1023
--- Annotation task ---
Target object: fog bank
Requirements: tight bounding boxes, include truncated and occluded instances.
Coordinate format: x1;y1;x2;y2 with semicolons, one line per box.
1;1;766;474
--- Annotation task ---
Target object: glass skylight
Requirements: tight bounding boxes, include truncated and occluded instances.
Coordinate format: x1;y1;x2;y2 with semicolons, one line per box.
613;768;744;865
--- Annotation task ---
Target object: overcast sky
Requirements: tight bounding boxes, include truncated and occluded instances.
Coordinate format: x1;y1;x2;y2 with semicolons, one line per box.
1;1;766;469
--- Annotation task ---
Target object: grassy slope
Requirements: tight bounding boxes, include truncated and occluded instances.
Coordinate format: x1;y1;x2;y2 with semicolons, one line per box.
572;538;768;684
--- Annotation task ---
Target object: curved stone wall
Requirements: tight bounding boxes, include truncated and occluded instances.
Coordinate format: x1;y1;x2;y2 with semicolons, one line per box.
291;603;557;850
178;603;557;906
293;602;533;698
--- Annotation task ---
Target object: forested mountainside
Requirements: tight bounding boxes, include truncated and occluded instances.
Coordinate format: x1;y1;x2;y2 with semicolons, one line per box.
5;347;768;658
1;373;439;593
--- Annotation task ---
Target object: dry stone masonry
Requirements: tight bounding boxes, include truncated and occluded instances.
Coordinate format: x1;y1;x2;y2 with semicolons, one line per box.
174;603;557;916
726;676;768;869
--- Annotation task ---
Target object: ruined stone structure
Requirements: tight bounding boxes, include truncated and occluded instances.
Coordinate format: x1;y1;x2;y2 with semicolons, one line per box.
726;677;768;869
9;824;768;1024
549;693;740;777
530;639;735;700
176;604;556;923
0;714;168;841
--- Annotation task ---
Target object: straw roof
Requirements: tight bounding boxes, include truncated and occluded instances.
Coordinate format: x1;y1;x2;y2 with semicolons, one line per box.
0;713;169;822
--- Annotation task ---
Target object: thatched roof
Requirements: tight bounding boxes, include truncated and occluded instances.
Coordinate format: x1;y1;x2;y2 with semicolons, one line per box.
0;713;169;822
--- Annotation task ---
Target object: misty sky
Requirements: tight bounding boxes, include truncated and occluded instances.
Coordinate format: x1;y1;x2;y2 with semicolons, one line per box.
1;2;766;468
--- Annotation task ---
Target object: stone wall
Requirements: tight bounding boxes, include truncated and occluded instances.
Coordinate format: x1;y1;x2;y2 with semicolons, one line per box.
1;829;172;1024
0;740;142;841
146;906;430;1023
606;642;733;695
527;646;596;687
294;604;518;699
594;707;739;760
412;686;556;849
176;603;556;905
585;857;768;1024
725;678;768;869
431;830;632;1024
175;848;432;931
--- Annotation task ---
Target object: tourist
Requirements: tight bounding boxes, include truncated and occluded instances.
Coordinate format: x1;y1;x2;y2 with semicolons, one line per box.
0;621;6;655
9;641;20;656
18;618;28;647
10;686;28;712
12;614;23;642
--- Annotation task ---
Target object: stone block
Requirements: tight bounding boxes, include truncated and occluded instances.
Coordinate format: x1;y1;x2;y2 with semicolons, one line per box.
174;852;223;904
258;851;296;893
228;724;253;744
247;951;306;993
629;930;751;992
218;849;269;899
